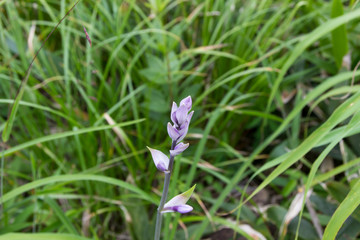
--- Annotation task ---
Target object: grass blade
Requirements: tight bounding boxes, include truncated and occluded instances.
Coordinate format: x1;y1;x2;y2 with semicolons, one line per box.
1;174;156;204
43;196;78;235
331;0;348;69
323;179;360;239
0;233;90;240
0;119;144;157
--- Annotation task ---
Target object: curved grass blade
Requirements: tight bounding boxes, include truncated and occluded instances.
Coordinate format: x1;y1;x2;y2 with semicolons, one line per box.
0;233;90;240
0;99;79;126
1;174;156;204
44;196;78;235
0;119;144;157
323;179;360;240
312;158;360;186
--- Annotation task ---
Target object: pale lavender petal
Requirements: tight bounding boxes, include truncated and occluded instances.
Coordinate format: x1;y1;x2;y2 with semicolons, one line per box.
171;111;179;127
167;122;180;141
186;111;194;123
170;102;178;124
179;96;192;111
162;204;193;214
175;104;188;126
164;185;195;208
162;185;196;213
177;121;189;143
170;142;189;156
173;204;193;214
156;161;167;172
147;147;169;172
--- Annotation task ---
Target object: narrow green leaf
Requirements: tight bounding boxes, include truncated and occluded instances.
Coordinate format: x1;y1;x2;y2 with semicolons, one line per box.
0;233;90;240
323;179;360;239
44;196;78;235
331;0;349;69
0;119;144;157
1;174;156;204
312;158;360;186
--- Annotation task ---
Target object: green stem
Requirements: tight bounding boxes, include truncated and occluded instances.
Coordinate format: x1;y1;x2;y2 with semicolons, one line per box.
154;140;176;240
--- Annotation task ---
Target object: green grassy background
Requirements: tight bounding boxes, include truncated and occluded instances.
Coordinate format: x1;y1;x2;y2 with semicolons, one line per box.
1;0;360;239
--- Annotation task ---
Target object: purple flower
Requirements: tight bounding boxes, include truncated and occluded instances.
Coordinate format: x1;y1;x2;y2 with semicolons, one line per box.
167;123;181;141
147;147;169;172
168;96;194;143
163;204;193;214
179;96;192;111
162;185;196;214
170;142;189;156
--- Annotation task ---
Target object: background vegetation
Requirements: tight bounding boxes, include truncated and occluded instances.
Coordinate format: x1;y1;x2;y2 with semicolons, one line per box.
1;0;360;239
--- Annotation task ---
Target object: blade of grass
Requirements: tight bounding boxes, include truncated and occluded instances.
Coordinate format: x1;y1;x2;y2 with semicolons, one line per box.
0;233;90;240
0;119;144;157
43;196;78;235
1;174;156;204
312;158;360;186
0;99;79;126
331;0;348;69
323;178;360;239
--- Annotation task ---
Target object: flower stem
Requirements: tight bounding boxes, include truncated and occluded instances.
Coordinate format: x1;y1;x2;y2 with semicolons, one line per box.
154;141;176;240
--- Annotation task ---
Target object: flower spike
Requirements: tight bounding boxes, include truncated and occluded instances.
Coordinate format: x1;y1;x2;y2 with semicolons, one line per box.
153;96;195;240
147;147;169;172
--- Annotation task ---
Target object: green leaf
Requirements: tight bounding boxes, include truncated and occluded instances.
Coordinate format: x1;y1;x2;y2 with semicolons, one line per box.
331;0;349;69
323;179;360;239
0;119;144;157
43;196;78;235
139;54;168;84
0;233;90;240
1;174;156;204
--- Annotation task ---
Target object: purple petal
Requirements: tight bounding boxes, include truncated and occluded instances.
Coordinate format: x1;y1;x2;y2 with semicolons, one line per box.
186;111;194;123
175;104;188;126
162;204;193;214
170;142;189;156
147;147;169;172
156;161;167;172
170;102;178;124
167;122;180;141
179;96;192;111
173;204;193;214
177;122;189;143
171;111;179;127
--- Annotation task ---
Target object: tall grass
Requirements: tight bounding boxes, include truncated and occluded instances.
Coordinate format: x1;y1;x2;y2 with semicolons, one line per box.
1;0;360;239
